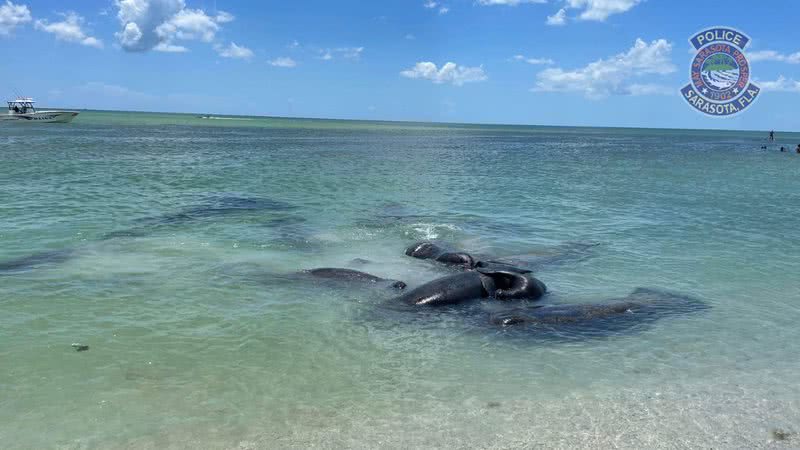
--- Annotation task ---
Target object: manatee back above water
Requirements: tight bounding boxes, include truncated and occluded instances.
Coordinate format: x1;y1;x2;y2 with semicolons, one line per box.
393;268;547;307
405;241;476;268
394;271;488;306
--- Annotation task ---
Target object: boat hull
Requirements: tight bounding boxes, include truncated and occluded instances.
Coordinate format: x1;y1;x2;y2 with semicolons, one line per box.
2;111;79;123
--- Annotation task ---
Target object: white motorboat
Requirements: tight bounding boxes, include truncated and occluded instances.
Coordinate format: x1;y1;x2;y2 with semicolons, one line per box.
2;98;78;123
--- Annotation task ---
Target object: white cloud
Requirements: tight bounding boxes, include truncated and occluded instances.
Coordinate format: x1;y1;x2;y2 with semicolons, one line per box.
154;42;187;52
401;61;488;86
424;1;449;14
0;1;31;35
565;0;641;21
749;50;800;64
114;0;238;53
338;46;363;59
625;83;670;96
477;0;546;5
318;47;364;61
35;12;103;48
116;0;183;51
216;42;253;60
215;10;234;23
156;8;218;42
269;56;296;68
512;54;554;65
288;39;300;49
758;76;800;93
533;38;675;98
546;8;566;25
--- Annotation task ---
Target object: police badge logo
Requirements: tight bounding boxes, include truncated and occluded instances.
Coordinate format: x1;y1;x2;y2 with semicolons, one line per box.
681;27;760;117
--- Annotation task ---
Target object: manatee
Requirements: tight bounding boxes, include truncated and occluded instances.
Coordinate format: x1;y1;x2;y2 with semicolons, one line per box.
476;263;546;300
404;240;600;272
404;241;476;268
394;272;488;306
488;242;601;270
101;197;303;242
488;288;709;340
135;195;295;227
393;267;546;306
305;268;407;290
0;249;75;274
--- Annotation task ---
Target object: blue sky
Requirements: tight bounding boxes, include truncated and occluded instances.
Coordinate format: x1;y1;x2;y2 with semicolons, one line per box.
1;0;799;130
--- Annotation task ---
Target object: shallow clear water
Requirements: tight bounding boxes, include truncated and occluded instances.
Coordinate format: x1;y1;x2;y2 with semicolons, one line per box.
1;112;799;449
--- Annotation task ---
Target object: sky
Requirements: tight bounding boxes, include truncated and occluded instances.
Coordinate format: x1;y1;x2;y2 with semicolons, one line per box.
1;0;799;130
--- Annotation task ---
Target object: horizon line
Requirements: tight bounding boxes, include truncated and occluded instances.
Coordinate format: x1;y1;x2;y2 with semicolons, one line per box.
47;106;793;135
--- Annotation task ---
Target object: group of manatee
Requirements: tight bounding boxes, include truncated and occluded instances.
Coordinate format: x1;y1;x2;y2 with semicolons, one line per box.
304;241;709;339
1;195;709;341
0;195;303;274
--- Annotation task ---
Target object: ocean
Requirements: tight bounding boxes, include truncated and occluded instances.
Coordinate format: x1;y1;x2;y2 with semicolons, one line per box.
1;111;799;449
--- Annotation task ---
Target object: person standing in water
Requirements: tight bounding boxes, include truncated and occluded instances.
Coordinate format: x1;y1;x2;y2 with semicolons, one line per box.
769;130;775;141
796;144;800;154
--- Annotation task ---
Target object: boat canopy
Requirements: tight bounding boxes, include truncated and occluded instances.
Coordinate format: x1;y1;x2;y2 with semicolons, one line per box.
8;98;35;104
8;98;36;112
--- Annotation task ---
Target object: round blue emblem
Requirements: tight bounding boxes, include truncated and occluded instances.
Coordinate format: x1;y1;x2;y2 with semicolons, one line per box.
681;27;760;117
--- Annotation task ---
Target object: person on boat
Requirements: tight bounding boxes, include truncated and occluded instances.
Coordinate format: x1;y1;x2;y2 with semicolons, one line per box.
769;130;775;141
12;104;20;113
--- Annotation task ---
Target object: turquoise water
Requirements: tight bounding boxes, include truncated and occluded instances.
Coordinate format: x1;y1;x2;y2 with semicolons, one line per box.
2;111;800;449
